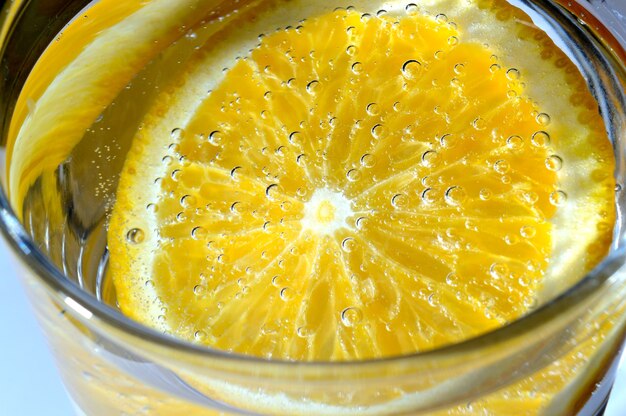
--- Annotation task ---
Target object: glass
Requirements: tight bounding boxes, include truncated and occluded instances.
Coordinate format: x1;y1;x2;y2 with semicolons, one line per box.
1;0;625;414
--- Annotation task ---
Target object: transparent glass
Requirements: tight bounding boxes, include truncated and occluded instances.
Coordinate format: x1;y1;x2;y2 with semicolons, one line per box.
1;0;626;415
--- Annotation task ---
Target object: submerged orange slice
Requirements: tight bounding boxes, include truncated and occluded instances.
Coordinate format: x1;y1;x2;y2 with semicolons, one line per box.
108;4;615;362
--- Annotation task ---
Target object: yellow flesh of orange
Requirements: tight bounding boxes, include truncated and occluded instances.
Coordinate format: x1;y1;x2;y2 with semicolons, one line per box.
110;9;589;361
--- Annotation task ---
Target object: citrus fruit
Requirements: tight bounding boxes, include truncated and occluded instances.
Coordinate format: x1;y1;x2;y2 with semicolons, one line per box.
107;1;615;363
6;0;247;216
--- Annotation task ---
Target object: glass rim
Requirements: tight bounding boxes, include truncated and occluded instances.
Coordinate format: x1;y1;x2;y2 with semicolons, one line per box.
1;0;626;369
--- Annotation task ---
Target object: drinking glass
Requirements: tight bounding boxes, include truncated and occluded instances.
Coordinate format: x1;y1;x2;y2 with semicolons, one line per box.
1;1;626;414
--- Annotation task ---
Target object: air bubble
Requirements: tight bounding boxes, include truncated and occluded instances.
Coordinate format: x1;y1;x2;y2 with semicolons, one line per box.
446;273;458;287
306;80;319;94
271;275;283;287
536;113;551;126
405;3;418;14
391;193;408;209
194;330;207;341
531;131;551;148
208;130;223;145
549;190;567;206
297;326;313;338
341;237;356;252
230;201;241;213
479;188;492;200
402;60;422;80
520;191;539;205
280;287;292;301
472;117;486;131
346;45;357;56
230;166;242;179
435;13;448;23
264;91;272;100
506;68;521;80
266;183;279;199
490;263;509;279
376;9;387;16
493;159;510;174
191;226;207;240
489;64;501;73
289;131;302;145
504;234;519;245
170;128;184;140
341;307;363;327
520;225;536;239
360;13;372;22
193;285;205;296
351;62;363;74
545;155;562;171
366;103;379;116
421;150;439;167
453;63;465;74
428;294;438;307
421;188;435;204
393;101;402;112
465;220;477;231
518;275;531;287
346;168;361;182
439;133;456;148
444;186;466;206
360;153;376;167
168;143;180;154
506;135;524;149
371;124;386;139
180;194;197;208
355;216;368;229
126;228;145;244
448;36;459;46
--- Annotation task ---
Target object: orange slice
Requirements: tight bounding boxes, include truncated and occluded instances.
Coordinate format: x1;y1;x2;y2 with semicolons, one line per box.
6;0;251;217
108;3;615;362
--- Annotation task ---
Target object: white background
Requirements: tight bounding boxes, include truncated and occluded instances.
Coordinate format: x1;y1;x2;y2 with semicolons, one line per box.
0;235;624;415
